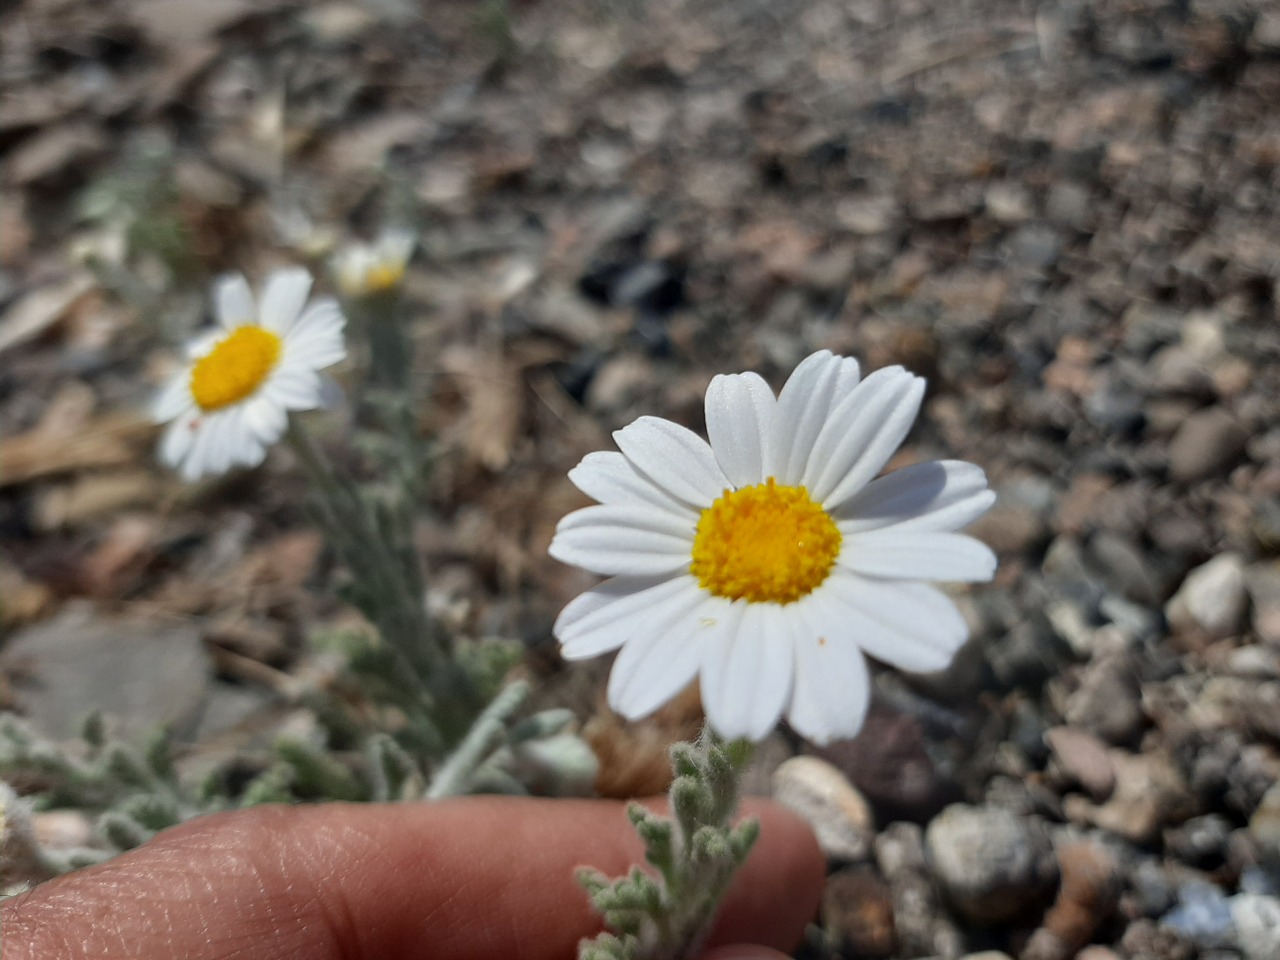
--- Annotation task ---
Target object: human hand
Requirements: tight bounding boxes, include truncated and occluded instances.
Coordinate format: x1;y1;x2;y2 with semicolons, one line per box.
1;796;823;960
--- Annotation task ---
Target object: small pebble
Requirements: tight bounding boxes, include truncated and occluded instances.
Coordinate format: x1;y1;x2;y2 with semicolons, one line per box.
773;756;874;862
1165;553;1249;640
924;803;1058;924
1045;726;1116;801
1161;881;1236;950
1168;407;1250;483
1231;893;1280;960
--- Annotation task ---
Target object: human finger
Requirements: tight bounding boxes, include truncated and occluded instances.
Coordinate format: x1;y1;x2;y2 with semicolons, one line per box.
2;796;823;960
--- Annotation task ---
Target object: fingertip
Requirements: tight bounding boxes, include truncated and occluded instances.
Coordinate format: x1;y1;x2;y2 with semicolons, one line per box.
710;798;825;952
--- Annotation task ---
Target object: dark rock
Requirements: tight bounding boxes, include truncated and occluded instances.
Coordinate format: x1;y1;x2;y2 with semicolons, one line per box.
1022;840;1121;960
815;704;959;822
1087;532;1171;606
1168;407;1250;483
821;866;897;958
1166;814;1233;871
1064;653;1146;746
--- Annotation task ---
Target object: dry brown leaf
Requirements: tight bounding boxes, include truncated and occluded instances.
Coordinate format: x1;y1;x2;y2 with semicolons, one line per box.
439;345;524;471
34;472;161;531
0;565;55;629
127;0;257;43
0;272;97;355
78;514;162;597
321;112;433;178
0;411;158;488
5;124;109;187
586;683;705;799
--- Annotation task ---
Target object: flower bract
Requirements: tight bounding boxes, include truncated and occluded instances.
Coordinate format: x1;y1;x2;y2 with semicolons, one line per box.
331;228;416;298
549;350;997;745
153;268;347;481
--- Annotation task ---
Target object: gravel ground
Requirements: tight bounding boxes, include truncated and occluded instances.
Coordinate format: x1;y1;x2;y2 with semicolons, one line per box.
2;1;1280;958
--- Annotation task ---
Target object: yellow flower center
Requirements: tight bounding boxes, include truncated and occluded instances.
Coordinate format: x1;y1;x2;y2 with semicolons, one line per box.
690;478;842;604
364;262;405;293
189;326;282;412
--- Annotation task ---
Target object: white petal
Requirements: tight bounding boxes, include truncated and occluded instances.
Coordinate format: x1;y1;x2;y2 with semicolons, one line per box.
607;593;716;720
805;572;969;673
557;574;699;659
766;350;840;483
839;531;997;582
185;329;222;360
786;602;871;745
549;505;694;576
700;603;793;742
265;367;322;410
567;451;697;518
159;411;198;467
214;274;255;329
153;372;193;423
200;410;237;476
242;395;287;445
287;298;346;347
837;460;996;533
284;335;347;373
613;416;729;508
804;366;925;508
179;416;217;480
705;371;775;489
259;268;314;334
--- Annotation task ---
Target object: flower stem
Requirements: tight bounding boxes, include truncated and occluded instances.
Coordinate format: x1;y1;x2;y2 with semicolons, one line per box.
284;417;444;686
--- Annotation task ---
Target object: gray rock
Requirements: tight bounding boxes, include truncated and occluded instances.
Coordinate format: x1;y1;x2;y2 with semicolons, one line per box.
984;182;1033;225
1161;882;1237;950
1168;407;1249;483
1045;725;1115;801
836;195;900;235
1065;749;1195;844
1244;562;1280;647
0;608;211;740
1073;949;1122;960
1249;781;1280;859
1165;553;1249;640
1045;181;1094;232
1087;532;1168;606
1131;858;1178;918
924;803;1058;925
1064;653;1146;746
1165;814;1233;870
1150;346;1217;400
1008;224;1063;270
875;822;966;959
1250;10;1280;54
1231;893;1280;960
772;756;875;863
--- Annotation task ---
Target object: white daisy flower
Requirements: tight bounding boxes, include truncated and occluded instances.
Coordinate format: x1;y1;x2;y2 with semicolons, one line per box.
153;268;347;481
331;228;416;298
549;350;997;745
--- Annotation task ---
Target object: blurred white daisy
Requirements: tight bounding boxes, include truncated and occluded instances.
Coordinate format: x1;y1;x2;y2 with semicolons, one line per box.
549;350;997;745
331;228;415;298
153;268;347;481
